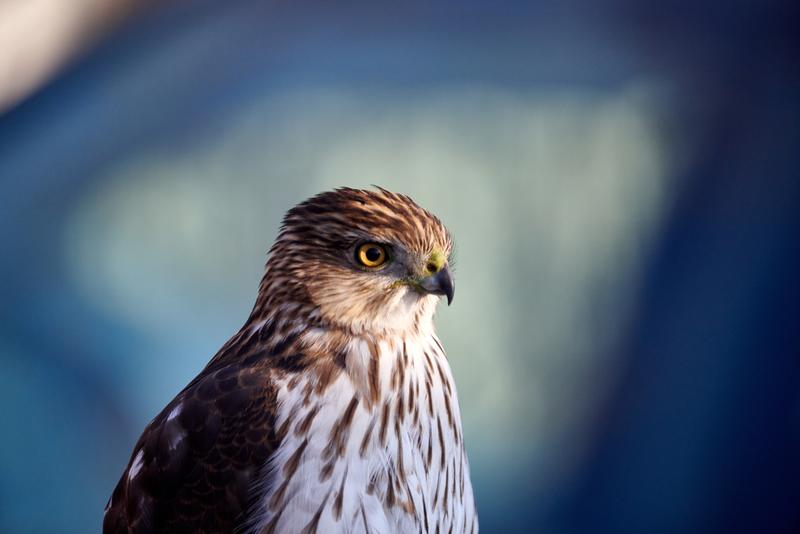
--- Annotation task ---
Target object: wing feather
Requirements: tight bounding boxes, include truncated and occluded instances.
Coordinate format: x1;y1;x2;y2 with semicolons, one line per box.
103;362;280;533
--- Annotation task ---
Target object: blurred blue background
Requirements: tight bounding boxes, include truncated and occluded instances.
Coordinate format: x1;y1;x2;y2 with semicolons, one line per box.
1;1;798;532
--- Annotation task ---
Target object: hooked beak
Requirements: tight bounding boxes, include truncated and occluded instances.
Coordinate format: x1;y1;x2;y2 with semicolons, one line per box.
418;264;455;305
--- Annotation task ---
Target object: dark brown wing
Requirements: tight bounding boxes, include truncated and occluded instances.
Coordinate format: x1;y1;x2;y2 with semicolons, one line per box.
103;362;280;533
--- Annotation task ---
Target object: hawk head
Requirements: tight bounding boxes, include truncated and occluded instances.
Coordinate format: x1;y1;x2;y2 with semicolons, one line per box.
258;187;455;335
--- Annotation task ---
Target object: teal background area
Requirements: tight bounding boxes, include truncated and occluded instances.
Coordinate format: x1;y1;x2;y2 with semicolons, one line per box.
1;1;798;533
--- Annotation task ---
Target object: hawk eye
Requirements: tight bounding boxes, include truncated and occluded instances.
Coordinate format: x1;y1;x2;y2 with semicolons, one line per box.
356;243;388;268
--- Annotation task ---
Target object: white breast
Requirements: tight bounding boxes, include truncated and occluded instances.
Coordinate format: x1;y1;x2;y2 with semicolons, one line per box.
248;333;478;533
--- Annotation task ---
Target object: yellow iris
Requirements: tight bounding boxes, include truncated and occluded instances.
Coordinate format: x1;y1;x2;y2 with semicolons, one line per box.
356;243;388;268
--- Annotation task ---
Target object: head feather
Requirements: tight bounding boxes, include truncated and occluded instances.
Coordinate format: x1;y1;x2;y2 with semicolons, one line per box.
250;187;453;335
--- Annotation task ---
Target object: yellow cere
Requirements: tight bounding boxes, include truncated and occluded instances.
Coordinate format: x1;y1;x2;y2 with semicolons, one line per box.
425;249;446;274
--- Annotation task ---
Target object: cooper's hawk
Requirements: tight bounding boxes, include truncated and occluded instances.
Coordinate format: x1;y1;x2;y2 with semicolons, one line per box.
104;187;477;533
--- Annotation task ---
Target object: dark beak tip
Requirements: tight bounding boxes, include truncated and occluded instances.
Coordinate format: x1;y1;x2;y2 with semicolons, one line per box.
441;268;455;306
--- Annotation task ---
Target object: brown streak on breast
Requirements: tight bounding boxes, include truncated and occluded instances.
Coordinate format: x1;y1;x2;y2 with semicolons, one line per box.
432;337;446;358
287;374;302;391
398;343;408;389
425;424;433;473
437;417;446;470
425;380;434;417
295;405;320;437
314;361;340;394
359;416;376;458
329;395;359;457
275;407;296;442
396;435;405;484
263;506;284;534
403;479;417;516
443;388;454;430
391;356;401;391
422;494;430;531
396;388;406;424
332;466;348;521
366;336;380;407
321;440;336;462
282;438;309;480
424;351;434;375
379;400;391;446
406;377;414;416
301;488;331;534
432;470;441;508
394;414;403;447
459;454;466;497
319;460;335;483
269;479;290;511
301;380;314;407
435;357;452;396
386;471;396;508
443;462;450;512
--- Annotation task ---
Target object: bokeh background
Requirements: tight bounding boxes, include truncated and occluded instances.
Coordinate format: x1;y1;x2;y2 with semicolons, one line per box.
1;1;798;532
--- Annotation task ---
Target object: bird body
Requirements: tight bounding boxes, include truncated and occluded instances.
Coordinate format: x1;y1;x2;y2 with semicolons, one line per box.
104;188;477;533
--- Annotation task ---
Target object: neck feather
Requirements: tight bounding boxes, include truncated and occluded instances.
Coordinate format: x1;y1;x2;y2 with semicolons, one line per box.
207;283;439;373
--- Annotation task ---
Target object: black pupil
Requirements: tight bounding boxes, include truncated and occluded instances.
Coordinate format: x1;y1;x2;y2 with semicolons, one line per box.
365;247;382;262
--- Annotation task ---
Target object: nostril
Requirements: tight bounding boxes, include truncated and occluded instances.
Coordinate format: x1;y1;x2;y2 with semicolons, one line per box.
426;262;438;273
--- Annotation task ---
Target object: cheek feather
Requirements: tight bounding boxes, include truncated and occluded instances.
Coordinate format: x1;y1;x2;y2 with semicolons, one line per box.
304;270;436;335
